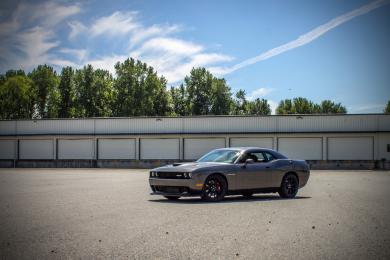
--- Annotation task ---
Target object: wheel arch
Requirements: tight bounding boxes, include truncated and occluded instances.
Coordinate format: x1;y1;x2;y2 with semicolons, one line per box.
206;172;229;190
281;171;299;186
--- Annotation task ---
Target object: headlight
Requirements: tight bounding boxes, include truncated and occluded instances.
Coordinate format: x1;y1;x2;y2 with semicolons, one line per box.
183;172;192;179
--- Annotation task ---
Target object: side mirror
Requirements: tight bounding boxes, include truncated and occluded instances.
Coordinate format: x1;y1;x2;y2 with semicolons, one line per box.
243;158;254;168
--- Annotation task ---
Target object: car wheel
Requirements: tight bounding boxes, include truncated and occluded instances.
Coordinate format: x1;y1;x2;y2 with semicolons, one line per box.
242;192;254;198
201;175;227;202
278;173;299;198
164;196;180;200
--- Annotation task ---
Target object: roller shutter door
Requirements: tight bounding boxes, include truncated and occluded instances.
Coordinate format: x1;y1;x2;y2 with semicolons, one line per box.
0;140;16;159
98;139;136;159
58;139;94;159
140;139;180;159
328;137;373;160
230;137;273;149
278;138;322;160
19;139;54;159
184;138;225;160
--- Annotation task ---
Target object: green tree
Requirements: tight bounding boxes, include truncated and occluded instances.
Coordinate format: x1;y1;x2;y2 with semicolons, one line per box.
234;89;249;115
210;78;233;115
29;65;59;118
0;75;37;119
248;98;271;115
276;99;295;114
113;58;171;116
185;67;214;115
320;100;347;114
384;101;390;114
58;67;76;118
293;97;312;114
74;65;114;117
170;84;188;116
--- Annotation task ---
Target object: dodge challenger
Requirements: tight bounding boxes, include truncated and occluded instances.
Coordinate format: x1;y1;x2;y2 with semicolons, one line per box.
149;147;310;201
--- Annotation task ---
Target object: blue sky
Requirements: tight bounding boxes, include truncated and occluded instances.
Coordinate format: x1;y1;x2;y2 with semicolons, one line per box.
0;0;389;113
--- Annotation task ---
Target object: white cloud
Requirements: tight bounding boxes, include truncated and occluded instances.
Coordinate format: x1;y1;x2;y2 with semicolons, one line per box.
85;55;128;75
130;37;233;83
212;0;389;75
90;11;139;37
247;87;274;100
59;48;88;61
68;21;87;40
129;24;181;48
0;1;81;71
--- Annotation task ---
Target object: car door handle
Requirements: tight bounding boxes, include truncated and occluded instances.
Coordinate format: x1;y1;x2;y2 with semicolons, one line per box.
266;166;270;169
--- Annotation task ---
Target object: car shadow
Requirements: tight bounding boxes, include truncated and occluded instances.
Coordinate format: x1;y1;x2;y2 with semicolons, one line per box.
148;194;312;204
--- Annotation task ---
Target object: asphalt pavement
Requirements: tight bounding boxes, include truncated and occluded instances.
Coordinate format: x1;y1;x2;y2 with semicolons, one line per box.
0;168;389;259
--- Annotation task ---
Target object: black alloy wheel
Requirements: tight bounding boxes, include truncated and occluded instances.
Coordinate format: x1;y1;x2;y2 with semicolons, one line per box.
201;175;227;202
278;174;299;198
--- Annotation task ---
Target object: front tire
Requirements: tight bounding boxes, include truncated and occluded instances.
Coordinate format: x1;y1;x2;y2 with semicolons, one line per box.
164;196;180;200
278;173;299;198
201;175;227;202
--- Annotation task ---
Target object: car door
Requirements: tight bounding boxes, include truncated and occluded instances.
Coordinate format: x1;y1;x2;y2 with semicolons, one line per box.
235;151;273;190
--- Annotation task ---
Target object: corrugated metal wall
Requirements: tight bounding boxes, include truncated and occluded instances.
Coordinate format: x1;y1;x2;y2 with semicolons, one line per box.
230;137;273;149
278;138;323;160
184;138;226;160
0;115;389;162
327;137;374;160
140;138;180;160
0;140;16;159
1;114;388;136
19;139;54;159
57;139;95;159
98;139;136;159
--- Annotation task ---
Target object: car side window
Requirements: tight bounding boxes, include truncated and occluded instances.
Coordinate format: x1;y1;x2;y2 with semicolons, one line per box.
263;152;275;162
239;152;266;163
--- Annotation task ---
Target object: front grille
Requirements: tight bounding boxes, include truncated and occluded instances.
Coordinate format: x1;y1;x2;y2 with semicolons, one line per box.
153;186;188;193
150;171;190;179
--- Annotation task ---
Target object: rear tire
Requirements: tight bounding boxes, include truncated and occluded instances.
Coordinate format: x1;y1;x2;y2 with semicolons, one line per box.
201;175;227;202
164;196;180;200
278;173;299;198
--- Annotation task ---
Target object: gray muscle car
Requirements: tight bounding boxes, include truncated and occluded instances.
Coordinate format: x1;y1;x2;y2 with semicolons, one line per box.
149;147;310;201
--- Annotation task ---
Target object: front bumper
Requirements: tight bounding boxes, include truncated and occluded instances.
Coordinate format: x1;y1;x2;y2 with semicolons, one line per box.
149;177;204;196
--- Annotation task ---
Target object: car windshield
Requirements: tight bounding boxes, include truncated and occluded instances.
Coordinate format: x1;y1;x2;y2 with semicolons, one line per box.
197;149;241;163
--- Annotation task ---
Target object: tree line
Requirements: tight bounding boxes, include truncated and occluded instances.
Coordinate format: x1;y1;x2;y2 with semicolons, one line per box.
3;57;384;120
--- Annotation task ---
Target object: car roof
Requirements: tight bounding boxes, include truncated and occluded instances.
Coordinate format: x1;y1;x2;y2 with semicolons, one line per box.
215;147;287;159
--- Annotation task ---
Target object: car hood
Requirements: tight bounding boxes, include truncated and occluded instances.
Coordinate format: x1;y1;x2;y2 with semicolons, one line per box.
152;162;229;172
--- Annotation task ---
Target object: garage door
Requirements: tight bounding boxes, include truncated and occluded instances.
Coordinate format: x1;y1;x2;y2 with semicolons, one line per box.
278;138;322;160
140;139;180;159
184;138;225;160
58;139;94;159
20;139;54;159
98;139;136;159
230;137;273;149
328;137;373;160
0;140;16;159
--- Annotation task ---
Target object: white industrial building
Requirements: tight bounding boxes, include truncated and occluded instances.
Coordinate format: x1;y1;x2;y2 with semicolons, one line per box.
0;114;389;169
